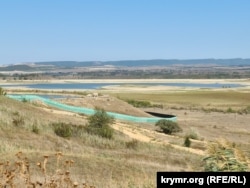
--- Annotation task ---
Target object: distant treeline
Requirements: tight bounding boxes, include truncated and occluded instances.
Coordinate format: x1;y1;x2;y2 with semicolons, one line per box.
25;58;250;67
1;69;250;80
1;58;250;79
1;58;250;71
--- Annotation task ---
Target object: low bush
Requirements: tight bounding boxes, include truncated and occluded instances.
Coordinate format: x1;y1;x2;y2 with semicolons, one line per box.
71;124;86;137
202;107;224;113
126;99;152;108
184;136;191;147
86;108;114;139
53;123;73;138
86;125;114;139
22;98;29;103
0;87;6;96
32;123;40;134
226;107;235;113
203;139;249;172
155;120;182;135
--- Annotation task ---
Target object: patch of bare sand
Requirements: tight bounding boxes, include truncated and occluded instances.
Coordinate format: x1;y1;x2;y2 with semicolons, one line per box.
112;122;205;156
2;79;250;90
5;78;247;84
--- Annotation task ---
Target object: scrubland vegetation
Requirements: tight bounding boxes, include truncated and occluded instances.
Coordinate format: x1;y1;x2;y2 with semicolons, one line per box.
0;95;202;187
125;99;163;108
115;90;250;113
203;139;249;172
155;120;182;135
0;86;249;187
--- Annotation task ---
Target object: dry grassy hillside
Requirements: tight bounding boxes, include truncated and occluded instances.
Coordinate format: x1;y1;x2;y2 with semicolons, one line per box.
0;96;203;188
113;90;250;156
57;94;152;117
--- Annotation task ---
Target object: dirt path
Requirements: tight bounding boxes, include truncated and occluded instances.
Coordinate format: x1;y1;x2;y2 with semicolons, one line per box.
112;122;205;156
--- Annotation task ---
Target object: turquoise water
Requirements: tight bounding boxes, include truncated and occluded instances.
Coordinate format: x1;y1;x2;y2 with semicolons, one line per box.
2;82;244;89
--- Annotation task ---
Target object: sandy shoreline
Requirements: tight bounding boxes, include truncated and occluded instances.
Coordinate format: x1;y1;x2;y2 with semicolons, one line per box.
1;79;250;92
1;78;250;84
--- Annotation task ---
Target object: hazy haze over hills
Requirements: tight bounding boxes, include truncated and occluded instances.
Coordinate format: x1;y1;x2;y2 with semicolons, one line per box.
1;58;250;71
34;58;250;67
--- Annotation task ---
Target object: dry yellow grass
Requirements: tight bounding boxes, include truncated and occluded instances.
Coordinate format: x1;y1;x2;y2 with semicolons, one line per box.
1;83;249;187
0;151;95;188
0;96;203;188
107;90;250;157
111;90;250;111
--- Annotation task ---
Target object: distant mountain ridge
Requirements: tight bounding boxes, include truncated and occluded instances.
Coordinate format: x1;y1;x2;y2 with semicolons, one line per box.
34;58;250;68
1;58;250;71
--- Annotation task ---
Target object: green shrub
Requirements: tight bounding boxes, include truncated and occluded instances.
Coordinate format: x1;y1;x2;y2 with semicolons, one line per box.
22;98;29;103
126;99;152;108
184;136;191;147
53;123;72;138
71;125;86;137
86;125;114;139
32;124;40;134
86;108;114;139
155;120;182;135
226;107;235;113
203;140;249;172
0;87;6;96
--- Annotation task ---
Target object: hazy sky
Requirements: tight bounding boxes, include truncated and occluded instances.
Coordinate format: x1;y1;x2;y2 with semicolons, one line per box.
0;0;249;65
